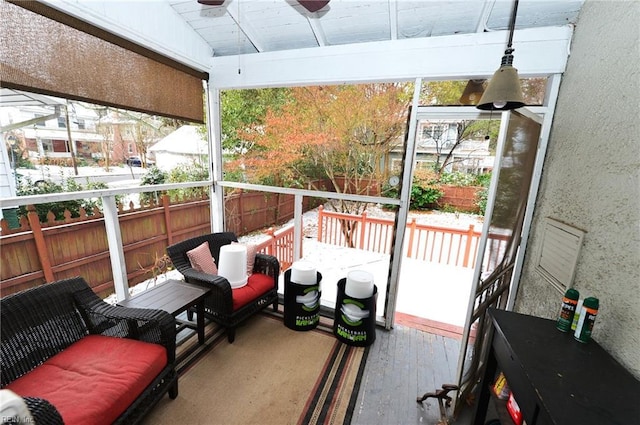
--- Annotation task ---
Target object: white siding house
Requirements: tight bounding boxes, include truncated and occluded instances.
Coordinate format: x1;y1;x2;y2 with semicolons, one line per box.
148;125;208;171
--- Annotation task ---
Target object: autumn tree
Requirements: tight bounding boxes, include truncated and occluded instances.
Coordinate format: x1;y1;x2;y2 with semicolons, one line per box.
426;119;501;176
235;83;412;246
221;88;293;155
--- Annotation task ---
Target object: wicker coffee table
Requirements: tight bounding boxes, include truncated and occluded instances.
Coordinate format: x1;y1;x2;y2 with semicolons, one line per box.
118;280;210;345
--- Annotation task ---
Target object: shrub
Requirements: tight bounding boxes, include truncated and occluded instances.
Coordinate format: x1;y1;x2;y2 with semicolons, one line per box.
139;166;168;205
440;171;492;187
410;184;444;210
17;178;111;222
167;162;210;200
382;169;443;210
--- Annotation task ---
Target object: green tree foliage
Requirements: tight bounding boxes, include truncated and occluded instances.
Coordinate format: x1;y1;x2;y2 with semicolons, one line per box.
17;178;110;222
138;166;167;205
138;163;210;204
220;88;293;155
383;169;444;210
420;78;547;106
166;162;210;200
420;80;468;105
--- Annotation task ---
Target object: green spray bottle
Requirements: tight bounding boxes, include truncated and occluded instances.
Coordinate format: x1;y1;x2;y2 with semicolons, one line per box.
556;288;580;332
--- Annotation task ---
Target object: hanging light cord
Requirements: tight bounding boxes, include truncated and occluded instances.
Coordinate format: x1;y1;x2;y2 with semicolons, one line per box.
502;0;519;65
485;109;493;140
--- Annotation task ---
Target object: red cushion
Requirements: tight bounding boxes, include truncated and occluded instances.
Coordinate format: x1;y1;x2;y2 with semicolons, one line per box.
6;335;167;425
232;273;274;310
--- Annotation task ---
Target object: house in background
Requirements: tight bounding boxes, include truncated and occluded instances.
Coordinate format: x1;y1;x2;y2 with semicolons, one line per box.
0;96;148;167
389;119;494;174
1;98;103;164
148;125;208;171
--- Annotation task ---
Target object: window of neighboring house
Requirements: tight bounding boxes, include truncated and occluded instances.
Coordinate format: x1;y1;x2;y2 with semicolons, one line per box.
415;159;436;170
76;118;85;130
41;139;52;152
420;123;448;142
390;158;402;171
128;143;134;154
57;116;66;128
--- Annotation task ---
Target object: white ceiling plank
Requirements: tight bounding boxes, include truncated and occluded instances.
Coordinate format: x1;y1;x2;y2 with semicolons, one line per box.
210;25;574;89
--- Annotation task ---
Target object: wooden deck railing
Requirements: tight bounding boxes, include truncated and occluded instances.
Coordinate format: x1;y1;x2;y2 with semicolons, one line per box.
316;205;507;271
253;225;296;272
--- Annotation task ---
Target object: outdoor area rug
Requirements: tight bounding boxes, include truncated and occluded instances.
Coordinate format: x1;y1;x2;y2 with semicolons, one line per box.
143;313;369;425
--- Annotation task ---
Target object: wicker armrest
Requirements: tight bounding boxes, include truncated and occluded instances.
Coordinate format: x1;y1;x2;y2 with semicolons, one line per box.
254;253;280;283
181;269;233;309
0;389;63;425
23;397;64;425
73;287;176;363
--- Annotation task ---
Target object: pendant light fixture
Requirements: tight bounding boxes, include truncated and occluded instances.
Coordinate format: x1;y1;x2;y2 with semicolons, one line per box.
476;0;525;111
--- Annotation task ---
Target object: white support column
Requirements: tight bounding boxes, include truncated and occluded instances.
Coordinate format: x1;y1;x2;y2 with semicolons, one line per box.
102;195;129;301
293;194;303;261
382;78;422;329
207;83;225;233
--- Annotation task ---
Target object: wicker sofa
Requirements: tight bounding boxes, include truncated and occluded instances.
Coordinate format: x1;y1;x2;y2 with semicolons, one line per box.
167;232;280;343
0;277;178;425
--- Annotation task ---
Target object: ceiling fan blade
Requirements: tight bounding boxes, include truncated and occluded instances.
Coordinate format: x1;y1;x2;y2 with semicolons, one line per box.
197;0;225;5
298;1;330;13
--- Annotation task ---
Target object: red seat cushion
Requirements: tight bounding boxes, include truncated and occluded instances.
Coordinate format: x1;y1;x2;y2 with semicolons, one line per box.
6;335;167;425
231;272;274;310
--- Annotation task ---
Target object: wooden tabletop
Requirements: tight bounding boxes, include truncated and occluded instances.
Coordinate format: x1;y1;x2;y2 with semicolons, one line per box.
118;279;210;316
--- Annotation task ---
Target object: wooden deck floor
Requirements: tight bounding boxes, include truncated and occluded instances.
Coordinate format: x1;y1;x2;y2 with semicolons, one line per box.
350;323;463;425
173;309;470;425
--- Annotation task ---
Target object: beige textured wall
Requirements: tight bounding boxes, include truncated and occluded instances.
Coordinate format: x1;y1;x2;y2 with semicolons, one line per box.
516;0;640;378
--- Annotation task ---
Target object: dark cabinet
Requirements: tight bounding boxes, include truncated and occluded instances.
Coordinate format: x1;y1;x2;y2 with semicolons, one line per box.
474;308;640;425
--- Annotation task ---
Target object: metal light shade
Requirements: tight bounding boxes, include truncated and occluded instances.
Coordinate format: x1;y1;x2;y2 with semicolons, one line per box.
477;0;525;111
197;0;225;5
459;79;485;105
476;63;525;110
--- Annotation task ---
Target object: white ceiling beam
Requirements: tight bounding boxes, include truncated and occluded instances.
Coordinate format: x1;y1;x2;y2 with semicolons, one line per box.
210;25;574;90
226;0;263;53
307;14;328;46
477;0;497;33
389;0;398;40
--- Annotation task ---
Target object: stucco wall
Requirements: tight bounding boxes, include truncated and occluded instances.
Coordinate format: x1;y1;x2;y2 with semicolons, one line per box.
516;0;640;378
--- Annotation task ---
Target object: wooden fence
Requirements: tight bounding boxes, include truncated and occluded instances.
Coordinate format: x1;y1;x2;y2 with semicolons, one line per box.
0;191;316;298
438;185;483;213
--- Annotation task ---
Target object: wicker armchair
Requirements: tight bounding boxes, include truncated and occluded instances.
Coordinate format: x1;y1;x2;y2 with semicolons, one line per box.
0;277;178;424
167;232;280;343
